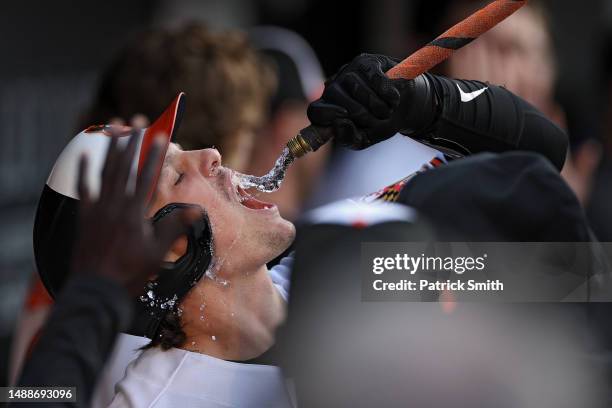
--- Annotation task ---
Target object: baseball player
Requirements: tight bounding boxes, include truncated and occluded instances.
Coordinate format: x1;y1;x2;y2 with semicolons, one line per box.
28;50;571;407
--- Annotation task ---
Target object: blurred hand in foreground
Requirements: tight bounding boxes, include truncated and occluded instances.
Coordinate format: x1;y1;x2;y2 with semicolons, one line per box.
71;128;198;296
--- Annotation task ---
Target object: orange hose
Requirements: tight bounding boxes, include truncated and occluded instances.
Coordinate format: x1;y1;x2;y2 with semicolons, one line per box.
387;0;528;80
289;0;529;156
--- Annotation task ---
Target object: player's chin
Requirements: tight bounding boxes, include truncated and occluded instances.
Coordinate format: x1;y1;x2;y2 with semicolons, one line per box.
267;218;296;257
273;217;296;242
281;218;296;242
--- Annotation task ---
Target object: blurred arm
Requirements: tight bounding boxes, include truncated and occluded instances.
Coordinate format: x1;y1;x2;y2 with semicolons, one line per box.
15;276;132;408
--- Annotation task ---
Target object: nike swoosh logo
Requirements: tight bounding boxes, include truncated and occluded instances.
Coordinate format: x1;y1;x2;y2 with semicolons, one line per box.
457;84;488;102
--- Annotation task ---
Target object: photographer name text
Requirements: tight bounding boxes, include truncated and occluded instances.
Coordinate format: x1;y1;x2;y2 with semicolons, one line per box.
371;254;504;293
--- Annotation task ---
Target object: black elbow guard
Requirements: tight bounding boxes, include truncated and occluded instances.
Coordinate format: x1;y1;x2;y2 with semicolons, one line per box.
514;101;568;171
404;74;568;171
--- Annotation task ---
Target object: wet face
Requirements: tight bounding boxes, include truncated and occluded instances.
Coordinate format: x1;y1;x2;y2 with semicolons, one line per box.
148;143;295;272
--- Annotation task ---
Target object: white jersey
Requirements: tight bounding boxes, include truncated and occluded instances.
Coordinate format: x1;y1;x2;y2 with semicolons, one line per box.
108;347;294;408
90;262;293;408
308;134;441;207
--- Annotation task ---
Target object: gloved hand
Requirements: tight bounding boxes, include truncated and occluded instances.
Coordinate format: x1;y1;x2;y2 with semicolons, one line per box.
307;53;437;150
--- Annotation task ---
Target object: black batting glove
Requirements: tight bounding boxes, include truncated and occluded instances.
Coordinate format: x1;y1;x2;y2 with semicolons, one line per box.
307;53;438;150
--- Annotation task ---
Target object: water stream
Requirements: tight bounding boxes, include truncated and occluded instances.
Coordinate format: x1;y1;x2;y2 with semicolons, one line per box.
236;147;294;193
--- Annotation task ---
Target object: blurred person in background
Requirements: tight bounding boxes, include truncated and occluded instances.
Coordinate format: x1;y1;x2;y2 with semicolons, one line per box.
444;2;562;124
586;38;612;241
245;26;328;221
439;0;603;207
81;23;275;172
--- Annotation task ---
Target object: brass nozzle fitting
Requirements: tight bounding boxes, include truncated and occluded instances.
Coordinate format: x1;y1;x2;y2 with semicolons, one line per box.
286;133;313;159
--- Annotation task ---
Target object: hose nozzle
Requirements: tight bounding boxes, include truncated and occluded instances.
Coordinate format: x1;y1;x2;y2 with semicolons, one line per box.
286;133;312;158
286;125;334;159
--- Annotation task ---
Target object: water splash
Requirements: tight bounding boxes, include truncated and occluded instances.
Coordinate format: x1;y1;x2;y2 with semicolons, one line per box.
236;148;294;193
159;295;178;310
203;220;241;286
140;291;178;311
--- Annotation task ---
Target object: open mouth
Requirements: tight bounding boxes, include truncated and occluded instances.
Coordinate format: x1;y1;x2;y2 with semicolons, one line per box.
236;185;276;210
227;168;276;211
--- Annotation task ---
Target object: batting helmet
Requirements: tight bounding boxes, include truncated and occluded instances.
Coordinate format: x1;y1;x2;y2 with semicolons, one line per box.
33;93;214;338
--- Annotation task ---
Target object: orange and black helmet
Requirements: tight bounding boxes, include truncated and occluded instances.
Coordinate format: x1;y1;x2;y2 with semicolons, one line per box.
33;93;214;338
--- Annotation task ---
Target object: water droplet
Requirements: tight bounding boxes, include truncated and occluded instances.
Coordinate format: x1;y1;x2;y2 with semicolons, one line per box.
147;290;155;300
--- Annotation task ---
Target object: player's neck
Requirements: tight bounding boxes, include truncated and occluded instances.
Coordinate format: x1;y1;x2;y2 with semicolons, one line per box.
179;263;286;361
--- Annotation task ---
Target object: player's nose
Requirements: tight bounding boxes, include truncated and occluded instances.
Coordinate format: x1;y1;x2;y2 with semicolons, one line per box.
199;148;222;176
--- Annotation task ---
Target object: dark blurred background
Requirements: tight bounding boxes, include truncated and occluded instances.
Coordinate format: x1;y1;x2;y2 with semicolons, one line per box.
0;0;610;386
